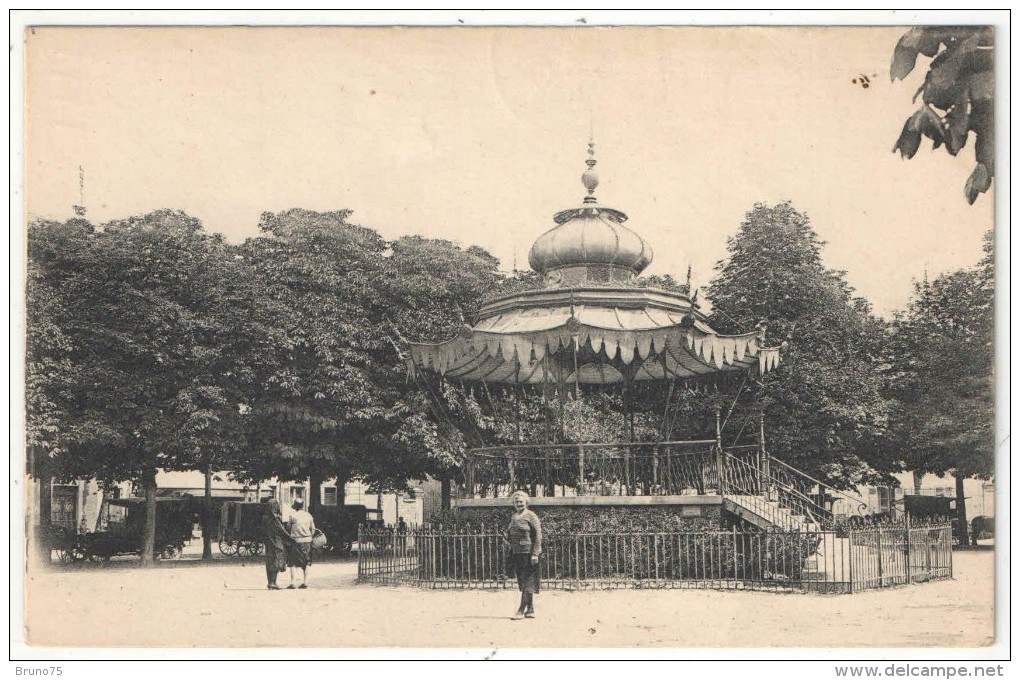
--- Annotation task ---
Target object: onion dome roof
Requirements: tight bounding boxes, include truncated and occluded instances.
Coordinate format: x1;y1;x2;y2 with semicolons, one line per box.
528;142;652;278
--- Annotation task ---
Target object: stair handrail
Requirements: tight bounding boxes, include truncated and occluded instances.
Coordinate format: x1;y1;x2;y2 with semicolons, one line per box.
721;450;829;528
765;455;870;516
724;452;822;506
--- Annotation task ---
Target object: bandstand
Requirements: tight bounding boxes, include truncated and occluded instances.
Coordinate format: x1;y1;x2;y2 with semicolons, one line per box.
409;143;801;526
366;145;954;593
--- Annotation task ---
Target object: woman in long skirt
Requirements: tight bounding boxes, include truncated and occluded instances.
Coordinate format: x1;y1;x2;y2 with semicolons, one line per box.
506;490;542;619
262;499;303;590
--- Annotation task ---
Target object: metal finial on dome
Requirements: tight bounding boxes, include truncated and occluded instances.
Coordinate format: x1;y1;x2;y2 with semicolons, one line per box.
581;139;599;203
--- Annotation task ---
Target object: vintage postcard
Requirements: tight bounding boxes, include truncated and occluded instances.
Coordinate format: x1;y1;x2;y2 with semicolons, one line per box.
13;12;1006;665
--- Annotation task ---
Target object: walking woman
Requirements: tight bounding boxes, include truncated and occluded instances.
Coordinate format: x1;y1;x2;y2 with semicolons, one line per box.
506;490;542;620
262;499;301;590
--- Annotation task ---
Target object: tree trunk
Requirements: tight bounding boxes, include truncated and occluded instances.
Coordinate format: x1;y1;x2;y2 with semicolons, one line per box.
95;485;110;532
440;477;451;511
202;464;213;560
333;475;349;544
955;471;969;547
309;473;322;515
139;468;158;566
912;470;924;495
34;472;53;567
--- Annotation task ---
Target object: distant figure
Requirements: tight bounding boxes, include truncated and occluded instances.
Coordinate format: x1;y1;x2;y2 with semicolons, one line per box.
505;490;542;620
78;516;90;536
286;498;315;589
261;499;300;590
396;516;409;554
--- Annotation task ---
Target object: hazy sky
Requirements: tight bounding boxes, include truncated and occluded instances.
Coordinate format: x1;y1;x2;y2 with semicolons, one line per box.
25;25;993;316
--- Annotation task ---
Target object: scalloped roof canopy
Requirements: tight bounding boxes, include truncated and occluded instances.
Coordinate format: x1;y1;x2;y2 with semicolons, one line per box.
407;143;783;385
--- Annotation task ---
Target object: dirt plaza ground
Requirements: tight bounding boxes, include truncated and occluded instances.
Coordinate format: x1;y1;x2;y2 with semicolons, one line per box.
22;545;995;649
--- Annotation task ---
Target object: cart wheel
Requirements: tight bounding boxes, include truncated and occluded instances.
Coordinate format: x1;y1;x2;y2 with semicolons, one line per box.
69;546;87;562
88;552;111;564
219;538;238;556
236;542;252;557
249;542;264;556
58;549;74;564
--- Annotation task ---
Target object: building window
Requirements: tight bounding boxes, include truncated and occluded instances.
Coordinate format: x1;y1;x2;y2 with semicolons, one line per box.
323;487;338;506
878;487;892;513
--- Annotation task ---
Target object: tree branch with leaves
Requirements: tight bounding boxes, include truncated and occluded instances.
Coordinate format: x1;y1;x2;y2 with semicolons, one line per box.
891;26;994;204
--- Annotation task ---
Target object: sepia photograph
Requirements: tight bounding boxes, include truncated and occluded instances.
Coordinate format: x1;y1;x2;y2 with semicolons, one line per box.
11;10;1008;666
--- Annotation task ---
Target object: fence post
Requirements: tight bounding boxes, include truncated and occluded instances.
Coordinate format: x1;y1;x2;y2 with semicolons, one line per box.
904;513;912;582
732;525;738;583
578;445;585;495
574;533;580;582
665;446;673;494
946;525;953;579
652;446;659;491
624;450;632;496
715;406;725;495
848;528;854;594
653;533;660;580
876;528;884;587
356;525;362;581
543;448;552;497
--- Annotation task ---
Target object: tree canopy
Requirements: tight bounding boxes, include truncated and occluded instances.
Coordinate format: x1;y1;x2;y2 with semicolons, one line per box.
706;202;892;488
884;231;995;480
222;210;505;498
26;210;246;563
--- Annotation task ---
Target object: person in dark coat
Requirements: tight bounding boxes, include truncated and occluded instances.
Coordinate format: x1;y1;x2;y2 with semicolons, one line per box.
262;499;303;590
506;490;542;620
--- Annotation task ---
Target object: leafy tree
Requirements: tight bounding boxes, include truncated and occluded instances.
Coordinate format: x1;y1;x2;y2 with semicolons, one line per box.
884;231;994;541
232;211;504;507
229;209;390;508
374;234;503;492
26;210;245;564
891;26;995;203
706;202;892;489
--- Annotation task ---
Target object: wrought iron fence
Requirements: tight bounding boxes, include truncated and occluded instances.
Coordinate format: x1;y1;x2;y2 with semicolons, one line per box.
847;523;954;589
462;441;719;498
460;444;870;530
357;522;952;594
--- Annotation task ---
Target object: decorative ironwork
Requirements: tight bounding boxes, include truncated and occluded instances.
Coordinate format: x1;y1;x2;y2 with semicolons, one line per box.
721;448;870;530
462;441;719;499
357;521;953;594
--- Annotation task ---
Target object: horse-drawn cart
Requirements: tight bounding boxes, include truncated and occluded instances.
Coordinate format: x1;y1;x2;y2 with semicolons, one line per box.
57;497;194;563
218;501;266;557
308;504;384;556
